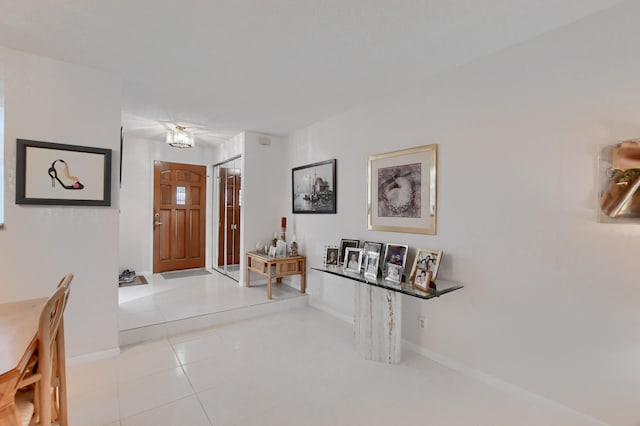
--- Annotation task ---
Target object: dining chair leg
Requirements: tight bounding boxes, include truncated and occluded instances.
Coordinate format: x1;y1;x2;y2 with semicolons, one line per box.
34;381;40;424
55;320;68;426
38;348;52;426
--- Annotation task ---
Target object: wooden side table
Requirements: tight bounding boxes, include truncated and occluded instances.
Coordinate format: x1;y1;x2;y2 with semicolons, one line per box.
246;252;306;299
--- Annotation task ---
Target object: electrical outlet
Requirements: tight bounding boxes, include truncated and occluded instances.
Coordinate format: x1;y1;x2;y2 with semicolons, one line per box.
418;316;426;329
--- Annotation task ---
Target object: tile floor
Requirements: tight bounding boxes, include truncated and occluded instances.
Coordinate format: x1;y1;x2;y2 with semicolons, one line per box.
118;270;301;331
217;264;240;282
69;306;592;426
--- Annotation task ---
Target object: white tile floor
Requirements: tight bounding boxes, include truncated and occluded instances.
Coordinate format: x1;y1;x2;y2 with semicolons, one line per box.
216;264;240;282
118;270;301;331
69;307;593;426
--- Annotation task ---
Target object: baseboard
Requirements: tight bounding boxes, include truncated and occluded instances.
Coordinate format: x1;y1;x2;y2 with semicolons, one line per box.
119;294;309;346
279;277;302;293
249;276;296;289
67;347;120;366
401;340;607;426
309;299;354;324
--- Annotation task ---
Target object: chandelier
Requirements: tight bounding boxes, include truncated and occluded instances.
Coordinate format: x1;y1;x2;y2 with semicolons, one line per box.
166;125;194;148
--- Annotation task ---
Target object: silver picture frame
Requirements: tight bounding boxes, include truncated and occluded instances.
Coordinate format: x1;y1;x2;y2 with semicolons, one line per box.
343;247;363;273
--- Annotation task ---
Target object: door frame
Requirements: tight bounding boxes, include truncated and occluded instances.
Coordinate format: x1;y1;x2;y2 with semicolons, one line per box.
151;160;209;273
212;155;242;280
217;167;241;267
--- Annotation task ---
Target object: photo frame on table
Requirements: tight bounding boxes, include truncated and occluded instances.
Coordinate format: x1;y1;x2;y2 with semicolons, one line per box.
292;159;337;214
276;240;287;258
360;241;383;272
338;239;359;265
343;247;363;273
364;252;380;280
409;248;443;282
382;244;408;278
16;139;112;206
385;263;403;283
412;267;433;291
368;144;437;234
324;246;339;266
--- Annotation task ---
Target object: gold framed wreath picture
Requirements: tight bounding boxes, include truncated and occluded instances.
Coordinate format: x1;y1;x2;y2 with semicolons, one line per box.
368;144;437;234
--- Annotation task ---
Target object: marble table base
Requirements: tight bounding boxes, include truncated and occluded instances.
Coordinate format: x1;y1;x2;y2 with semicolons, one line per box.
354;282;401;364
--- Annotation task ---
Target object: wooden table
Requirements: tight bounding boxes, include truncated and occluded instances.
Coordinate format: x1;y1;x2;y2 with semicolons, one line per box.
246;252;306;299
0;298;46;426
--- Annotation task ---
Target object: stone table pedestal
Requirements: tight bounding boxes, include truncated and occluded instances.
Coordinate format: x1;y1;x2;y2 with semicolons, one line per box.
354;282;401;364
312;266;463;365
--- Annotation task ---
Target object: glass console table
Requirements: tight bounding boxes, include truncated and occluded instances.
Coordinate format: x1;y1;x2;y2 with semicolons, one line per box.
311;266;463;300
312;266;463;364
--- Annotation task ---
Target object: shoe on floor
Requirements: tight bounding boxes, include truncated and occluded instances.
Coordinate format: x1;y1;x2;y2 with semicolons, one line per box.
119;269;136;282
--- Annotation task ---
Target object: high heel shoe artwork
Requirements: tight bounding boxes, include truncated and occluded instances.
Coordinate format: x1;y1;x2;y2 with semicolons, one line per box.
48;159;84;190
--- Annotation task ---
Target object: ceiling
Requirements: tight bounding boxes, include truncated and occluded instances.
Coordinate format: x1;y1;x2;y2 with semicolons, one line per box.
0;0;625;145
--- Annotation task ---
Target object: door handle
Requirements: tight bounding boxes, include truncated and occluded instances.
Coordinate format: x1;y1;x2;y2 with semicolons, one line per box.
154;221;163;226
154;212;162;225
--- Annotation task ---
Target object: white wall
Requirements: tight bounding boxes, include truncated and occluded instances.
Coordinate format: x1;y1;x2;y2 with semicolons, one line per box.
119;135;220;274
283;2;640;424
0;46;121;357
204;131;286;286
216;132;243;164
240;132;287;285
119;130;285;288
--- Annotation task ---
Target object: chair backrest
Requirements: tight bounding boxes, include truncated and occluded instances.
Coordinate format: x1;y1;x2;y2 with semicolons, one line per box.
56;273;72;290
39;274;72;359
34;273;72;426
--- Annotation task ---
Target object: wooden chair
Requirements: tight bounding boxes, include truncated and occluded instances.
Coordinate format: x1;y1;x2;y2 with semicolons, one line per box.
17;274;72;426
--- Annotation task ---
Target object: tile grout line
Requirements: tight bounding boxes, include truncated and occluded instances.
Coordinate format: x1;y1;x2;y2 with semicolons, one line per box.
116;339;201;424
169;337;216;426
117;394;196;425
190;379;216;426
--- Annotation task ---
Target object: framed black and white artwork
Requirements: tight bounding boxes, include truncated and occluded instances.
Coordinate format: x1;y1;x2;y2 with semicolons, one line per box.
292;159;336;214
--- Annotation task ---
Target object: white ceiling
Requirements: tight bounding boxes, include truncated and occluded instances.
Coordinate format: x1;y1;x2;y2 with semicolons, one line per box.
0;0;625;145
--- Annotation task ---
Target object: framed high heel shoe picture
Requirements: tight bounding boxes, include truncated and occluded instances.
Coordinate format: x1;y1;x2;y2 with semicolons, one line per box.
16;139;112;206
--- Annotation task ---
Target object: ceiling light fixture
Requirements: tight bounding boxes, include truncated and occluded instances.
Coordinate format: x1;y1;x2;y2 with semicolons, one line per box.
166;125;194;148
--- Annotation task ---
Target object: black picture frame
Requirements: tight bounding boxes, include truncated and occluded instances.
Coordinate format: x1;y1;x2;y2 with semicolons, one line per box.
292;159;337;214
16;139;112;206
339;239;359;265
120;126;123;187
323;246;340;266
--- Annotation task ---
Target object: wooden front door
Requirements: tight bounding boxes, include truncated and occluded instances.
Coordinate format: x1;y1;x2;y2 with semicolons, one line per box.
217;168;241;267
153;161;206;273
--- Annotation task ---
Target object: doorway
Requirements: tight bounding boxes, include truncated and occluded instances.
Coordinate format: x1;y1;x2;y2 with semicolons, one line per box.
153;161;207;273
214;156;242;281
